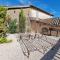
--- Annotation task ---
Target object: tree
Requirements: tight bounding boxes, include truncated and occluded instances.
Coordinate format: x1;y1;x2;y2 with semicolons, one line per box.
19;9;26;33
0;6;7;37
8;19;17;33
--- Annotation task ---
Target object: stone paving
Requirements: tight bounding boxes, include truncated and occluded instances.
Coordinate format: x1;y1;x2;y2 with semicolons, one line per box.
19;33;60;57
0;34;44;60
0;34;60;60
0;34;28;60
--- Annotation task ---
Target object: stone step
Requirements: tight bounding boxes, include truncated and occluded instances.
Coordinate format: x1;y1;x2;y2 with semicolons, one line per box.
53;53;60;60
57;50;60;54
53;56;60;60
57;53;60;55
52;58;57;60
55;54;60;59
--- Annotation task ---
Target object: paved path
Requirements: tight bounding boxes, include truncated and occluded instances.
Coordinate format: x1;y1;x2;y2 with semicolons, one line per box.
0;34;60;60
0;41;27;60
0;41;44;60
0;34;44;60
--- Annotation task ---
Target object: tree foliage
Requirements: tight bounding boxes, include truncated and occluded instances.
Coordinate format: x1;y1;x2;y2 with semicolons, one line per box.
19;9;26;33
8;19;17;33
0;6;7;37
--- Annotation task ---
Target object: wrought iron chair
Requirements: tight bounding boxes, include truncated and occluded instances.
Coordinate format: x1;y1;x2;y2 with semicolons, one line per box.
18;33;58;58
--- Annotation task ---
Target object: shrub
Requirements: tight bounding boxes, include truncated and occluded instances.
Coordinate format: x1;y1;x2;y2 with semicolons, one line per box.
0;37;12;44
8;19;17;33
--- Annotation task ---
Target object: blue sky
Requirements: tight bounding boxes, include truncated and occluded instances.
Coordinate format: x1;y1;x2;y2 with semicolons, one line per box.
0;0;60;17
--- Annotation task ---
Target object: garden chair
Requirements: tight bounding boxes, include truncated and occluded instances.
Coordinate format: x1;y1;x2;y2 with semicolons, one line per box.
18;33;59;58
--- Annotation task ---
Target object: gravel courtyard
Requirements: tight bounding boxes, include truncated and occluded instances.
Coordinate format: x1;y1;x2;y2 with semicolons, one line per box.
0;34;44;60
0;34;60;60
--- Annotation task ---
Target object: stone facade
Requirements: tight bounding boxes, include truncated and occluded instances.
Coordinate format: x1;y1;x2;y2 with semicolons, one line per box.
7;5;53;33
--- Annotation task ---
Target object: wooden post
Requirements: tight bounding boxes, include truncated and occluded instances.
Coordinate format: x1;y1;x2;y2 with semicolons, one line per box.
56;30;58;37
49;28;52;36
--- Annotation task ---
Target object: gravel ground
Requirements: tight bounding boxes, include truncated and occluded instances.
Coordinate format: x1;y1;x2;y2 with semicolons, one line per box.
0;34;44;60
0;34;60;60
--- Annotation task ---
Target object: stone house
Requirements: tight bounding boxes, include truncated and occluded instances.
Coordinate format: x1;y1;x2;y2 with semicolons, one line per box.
7;5;53;33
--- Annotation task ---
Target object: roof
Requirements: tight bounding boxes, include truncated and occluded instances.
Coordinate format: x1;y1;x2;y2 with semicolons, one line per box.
30;5;53;16
7;5;54;16
40;18;60;26
7;5;30;9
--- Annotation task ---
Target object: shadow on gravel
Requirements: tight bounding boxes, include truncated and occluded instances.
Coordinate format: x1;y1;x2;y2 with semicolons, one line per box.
40;39;60;60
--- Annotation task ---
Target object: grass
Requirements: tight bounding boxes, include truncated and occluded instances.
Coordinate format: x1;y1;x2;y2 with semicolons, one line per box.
0;37;12;44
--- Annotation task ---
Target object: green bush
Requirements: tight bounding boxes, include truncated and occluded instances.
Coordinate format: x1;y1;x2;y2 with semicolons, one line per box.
8;19;17;33
0;37;12;44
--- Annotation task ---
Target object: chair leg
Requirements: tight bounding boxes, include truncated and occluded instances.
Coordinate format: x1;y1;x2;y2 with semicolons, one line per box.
23;51;30;58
